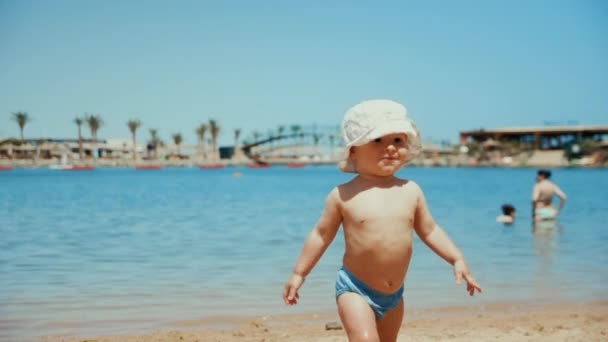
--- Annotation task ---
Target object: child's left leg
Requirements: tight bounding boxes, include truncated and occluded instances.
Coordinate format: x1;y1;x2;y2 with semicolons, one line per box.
376;298;404;342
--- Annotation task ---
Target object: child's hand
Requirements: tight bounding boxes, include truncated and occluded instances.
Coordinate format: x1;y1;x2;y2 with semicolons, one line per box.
283;273;305;305
453;260;483;296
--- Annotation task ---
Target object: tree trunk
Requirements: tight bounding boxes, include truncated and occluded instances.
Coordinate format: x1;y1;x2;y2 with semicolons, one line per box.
78;127;84;160
92;133;98;160
199;139;207;160
132;133;137;160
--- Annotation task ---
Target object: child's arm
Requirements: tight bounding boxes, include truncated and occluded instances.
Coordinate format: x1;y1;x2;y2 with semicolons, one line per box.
283;187;342;305
412;184;483;296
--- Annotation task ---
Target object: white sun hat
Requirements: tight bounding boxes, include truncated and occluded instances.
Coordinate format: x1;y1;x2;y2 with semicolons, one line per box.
339;99;422;173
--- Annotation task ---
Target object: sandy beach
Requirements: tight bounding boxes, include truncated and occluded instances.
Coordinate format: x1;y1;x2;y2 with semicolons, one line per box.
39;301;607;342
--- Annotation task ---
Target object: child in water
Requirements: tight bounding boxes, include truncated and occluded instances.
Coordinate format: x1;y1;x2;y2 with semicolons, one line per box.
496;204;516;225
283;99;482;341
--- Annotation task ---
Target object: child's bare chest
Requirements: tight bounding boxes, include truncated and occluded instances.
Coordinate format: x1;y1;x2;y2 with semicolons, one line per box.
342;189;416;227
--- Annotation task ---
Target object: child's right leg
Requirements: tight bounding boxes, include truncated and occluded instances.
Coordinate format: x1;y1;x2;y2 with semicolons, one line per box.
337;292;379;342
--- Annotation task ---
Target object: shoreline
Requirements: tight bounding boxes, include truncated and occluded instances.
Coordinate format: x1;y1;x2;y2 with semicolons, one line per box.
35;300;608;342
1;158;606;169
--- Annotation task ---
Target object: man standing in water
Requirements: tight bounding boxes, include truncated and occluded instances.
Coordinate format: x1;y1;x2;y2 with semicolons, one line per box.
532;169;567;222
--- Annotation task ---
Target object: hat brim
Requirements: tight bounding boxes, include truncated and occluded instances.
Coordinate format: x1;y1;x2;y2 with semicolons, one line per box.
365;120;419;145
338;147;356;173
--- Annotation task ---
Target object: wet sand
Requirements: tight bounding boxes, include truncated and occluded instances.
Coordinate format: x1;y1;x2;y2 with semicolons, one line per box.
40;301;608;342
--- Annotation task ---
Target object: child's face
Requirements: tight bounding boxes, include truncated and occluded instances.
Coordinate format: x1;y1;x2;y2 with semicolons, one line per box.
350;133;408;176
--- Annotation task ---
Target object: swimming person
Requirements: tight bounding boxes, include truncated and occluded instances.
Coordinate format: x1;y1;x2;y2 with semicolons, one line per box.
497;204;516;225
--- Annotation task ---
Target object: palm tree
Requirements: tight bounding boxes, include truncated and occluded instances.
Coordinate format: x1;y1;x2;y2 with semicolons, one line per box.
127;119;141;160
313;133;321;146
233;128;242;159
328;134;336;158
172;133;183;156
234;129;241;147
85;114;103;159
311;123;318;146
276;125;286;150
74;117;84;159
252;131;261;142
195;123;208;160
11;111;30;143
209;119;220;160
149;129;159;159
290;124;301;138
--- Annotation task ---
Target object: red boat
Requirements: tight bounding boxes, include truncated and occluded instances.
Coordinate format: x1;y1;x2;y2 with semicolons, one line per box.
0;166;13;171
248;163;271;169
135;165;163;170
199;164;225;169
287;163;306;168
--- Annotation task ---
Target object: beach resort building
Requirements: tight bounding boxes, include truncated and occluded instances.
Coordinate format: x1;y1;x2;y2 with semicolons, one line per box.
0;138;146;160
459;125;608;166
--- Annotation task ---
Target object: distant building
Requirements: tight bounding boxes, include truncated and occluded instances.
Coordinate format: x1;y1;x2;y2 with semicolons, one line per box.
0;138;145;159
460;125;608;150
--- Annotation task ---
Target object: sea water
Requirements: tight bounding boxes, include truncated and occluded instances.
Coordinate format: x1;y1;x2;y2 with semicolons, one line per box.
1;166;607;339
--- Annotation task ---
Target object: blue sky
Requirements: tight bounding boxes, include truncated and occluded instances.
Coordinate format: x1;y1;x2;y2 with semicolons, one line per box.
1;0;606;146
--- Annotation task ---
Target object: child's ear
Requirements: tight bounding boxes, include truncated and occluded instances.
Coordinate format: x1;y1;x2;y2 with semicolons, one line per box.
349;147;356;160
